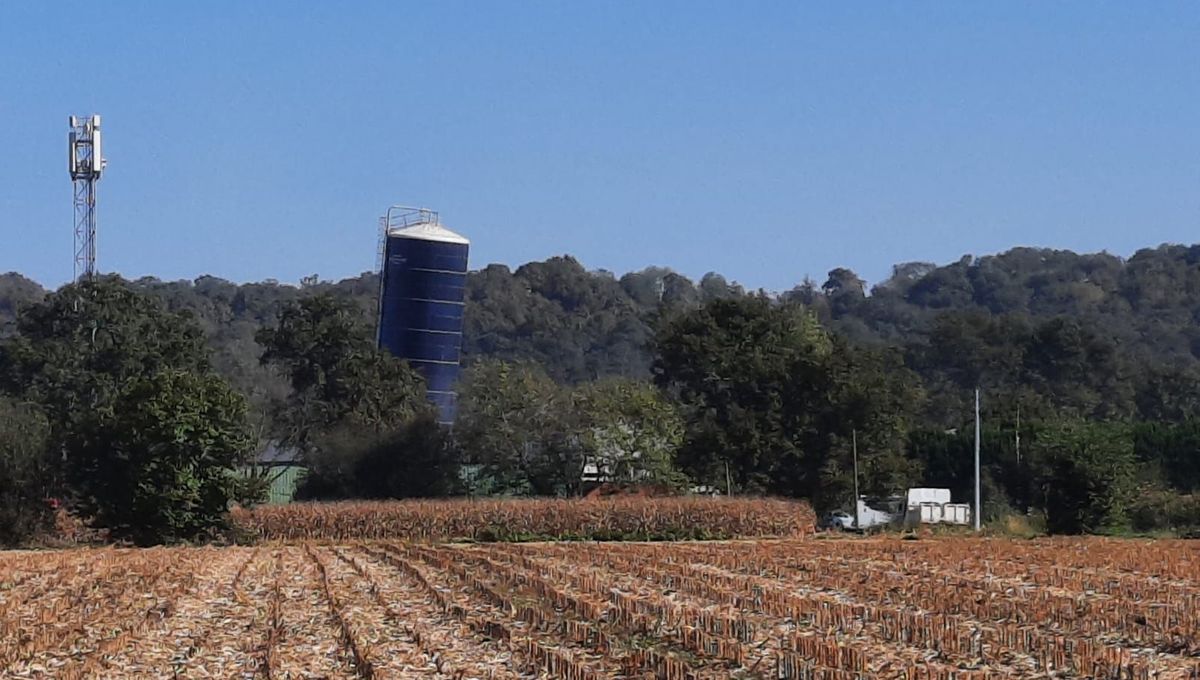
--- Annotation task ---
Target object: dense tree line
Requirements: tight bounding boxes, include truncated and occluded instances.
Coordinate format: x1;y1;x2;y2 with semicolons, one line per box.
2;242;1200;541
6;244;1200;410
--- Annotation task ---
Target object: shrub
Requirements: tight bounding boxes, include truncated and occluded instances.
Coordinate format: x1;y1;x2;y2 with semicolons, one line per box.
296;414;460;501
1129;487;1200;534
0;399;53;546
1034;421;1136;534
67;370;254;545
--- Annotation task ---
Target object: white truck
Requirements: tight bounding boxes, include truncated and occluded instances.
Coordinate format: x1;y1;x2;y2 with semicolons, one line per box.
822;497;896;531
855;498;896;529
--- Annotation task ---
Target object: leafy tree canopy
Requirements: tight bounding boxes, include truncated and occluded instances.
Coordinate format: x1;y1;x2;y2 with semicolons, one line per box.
0;276;209;436
454;359;582;496
256;293;429;451
67;370;255;545
654;296;920;504
574;378;687;489
0;277;253;544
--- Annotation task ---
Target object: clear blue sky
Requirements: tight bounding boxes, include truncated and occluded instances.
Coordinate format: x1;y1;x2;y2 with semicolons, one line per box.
2;2;1198;292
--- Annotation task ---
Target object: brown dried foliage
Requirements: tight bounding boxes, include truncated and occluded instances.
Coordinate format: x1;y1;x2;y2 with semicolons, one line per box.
230;496;816;542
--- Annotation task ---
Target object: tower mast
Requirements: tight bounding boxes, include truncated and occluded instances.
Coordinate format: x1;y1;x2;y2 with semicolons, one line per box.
69;115;105;280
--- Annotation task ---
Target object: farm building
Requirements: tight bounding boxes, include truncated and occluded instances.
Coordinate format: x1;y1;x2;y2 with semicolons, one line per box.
241;443;305;504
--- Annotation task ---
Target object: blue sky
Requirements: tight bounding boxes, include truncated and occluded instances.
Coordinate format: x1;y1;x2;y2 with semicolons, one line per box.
1;2;1198;292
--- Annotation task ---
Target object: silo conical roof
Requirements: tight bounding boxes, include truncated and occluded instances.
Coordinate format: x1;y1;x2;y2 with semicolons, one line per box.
388;221;470;245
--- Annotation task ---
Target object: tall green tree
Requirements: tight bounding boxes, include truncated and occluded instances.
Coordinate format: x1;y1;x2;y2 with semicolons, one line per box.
574;378;687;488
653;296;832;494
349;413;460;499
654;296;920;503
0;276;209;439
256;293;429;451
455;359;583;496
813;342;924;511
905;425;1028;521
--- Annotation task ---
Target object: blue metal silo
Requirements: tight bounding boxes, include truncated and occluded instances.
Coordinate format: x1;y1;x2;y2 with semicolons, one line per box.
376;207;469;424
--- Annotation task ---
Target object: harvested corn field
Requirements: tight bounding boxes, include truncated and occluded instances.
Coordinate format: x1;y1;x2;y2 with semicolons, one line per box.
1;538;1198;679
230;497;816;542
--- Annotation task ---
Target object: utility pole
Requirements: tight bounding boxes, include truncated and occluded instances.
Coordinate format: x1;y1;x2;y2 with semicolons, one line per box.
974;388;982;532
852;429;860;530
1015;403;1021;466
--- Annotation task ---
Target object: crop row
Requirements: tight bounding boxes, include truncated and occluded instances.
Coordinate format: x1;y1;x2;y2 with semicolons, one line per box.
230;496;816;542
501;540;1200;679
2;538;1197;679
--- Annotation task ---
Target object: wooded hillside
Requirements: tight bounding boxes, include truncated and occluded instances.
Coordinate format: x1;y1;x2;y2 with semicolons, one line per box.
5;243;1200;425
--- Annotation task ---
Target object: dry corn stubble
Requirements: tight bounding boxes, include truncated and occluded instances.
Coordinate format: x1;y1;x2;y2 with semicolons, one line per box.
2;537;1198;679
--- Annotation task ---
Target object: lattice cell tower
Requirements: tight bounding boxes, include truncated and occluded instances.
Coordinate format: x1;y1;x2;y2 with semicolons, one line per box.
68;115;106;280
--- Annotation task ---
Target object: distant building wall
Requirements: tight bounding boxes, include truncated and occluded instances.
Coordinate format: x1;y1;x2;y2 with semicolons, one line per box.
238;465;306;504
